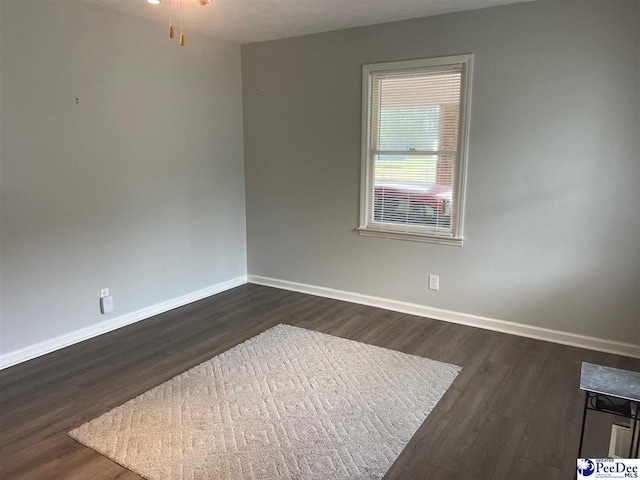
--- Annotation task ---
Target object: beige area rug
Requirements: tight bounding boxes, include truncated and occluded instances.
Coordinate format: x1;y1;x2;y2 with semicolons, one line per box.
69;324;460;480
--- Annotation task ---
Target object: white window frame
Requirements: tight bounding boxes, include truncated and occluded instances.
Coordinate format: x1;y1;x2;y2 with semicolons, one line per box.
358;54;474;246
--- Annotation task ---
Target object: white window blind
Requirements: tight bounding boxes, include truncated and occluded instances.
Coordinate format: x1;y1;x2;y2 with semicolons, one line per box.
359;56;473;246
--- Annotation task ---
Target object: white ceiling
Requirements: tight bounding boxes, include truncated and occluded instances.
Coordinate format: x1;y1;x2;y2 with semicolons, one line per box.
83;0;535;44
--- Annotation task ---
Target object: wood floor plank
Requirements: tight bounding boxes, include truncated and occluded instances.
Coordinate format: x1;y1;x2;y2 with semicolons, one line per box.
435;361;483;412
409;322;466;362
337;309;420;347
507;457;560;480
444;327;501;367
488;334;552;367
10;440;140;480
391;360;510;474
2;435;140;479
0;389;110;458
489;341;552;422
455;413;527;480
384;457;457;480
516;351;581;468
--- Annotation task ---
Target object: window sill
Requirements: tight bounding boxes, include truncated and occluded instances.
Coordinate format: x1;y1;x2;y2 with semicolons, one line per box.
357;228;464;246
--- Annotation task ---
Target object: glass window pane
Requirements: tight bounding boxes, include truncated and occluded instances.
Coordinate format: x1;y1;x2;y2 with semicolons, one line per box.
371;154;455;230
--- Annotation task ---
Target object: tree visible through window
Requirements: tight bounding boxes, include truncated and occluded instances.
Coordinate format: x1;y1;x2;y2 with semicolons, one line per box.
359;55;473;245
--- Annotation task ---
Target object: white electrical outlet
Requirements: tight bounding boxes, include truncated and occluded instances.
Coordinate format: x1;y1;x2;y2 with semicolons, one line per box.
100;288;110;298
428;274;440;291
100;295;114;314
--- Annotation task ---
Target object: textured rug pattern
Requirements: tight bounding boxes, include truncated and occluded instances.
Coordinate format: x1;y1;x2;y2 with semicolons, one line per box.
69;324;460;480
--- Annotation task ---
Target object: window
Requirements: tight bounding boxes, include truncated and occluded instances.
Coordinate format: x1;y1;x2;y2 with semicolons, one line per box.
359;55;473;246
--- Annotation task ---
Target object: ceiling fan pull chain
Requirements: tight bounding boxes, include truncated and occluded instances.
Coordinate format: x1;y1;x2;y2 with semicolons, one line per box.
168;0;174;38
179;0;185;46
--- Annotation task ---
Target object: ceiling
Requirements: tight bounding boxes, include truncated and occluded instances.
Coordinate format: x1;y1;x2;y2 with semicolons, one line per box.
83;0;535;44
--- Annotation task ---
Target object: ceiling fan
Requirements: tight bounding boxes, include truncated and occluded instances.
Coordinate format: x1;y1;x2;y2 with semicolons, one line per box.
146;0;212;46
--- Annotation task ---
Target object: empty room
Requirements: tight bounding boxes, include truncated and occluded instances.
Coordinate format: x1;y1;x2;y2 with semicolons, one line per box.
1;0;639;479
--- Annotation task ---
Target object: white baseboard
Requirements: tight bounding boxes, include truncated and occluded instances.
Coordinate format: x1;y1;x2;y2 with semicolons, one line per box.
248;275;640;359
0;275;248;370
3;273;637;370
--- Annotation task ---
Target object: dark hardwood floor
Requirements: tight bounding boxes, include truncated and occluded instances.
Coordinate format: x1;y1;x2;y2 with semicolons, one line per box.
1;284;638;479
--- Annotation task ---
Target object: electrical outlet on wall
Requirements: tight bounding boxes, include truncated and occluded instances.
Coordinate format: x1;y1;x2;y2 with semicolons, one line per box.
428;275;440;291
100;295;114;314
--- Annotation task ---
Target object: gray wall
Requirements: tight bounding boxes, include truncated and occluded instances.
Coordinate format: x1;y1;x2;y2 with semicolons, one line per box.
242;0;640;345
0;1;247;354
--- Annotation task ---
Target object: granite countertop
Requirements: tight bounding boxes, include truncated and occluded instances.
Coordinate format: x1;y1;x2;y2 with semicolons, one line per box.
580;362;640;403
